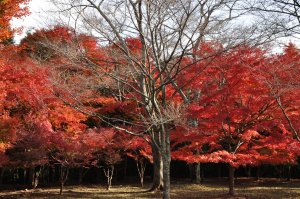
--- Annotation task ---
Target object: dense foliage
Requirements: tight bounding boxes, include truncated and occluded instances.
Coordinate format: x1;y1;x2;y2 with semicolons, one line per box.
0;1;300;197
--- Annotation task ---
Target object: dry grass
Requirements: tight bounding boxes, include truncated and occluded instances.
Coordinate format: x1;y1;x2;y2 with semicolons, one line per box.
1;178;300;198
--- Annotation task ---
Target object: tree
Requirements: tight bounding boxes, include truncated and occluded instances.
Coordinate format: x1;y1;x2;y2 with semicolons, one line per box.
85;128;125;190
126;136;152;187
171;45;297;195
43;1;256;197
6;118;53;188
0;47;55;188
0;0;29;43
258;43;300;151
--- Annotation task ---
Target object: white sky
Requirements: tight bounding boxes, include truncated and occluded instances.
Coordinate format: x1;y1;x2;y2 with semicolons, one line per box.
10;0;300;51
11;0;55;43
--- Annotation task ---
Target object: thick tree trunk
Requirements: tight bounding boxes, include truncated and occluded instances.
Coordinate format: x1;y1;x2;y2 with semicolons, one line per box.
228;165;235;196
161;127;171;199
150;143;163;191
162;154;170;199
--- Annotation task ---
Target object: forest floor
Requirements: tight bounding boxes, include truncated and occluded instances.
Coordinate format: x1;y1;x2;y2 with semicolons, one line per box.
1;178;300;198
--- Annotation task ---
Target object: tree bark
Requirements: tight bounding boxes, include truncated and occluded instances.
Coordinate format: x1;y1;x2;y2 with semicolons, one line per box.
161;127;171;199
150;142;163;191
162;154;170;199
228;165;235;196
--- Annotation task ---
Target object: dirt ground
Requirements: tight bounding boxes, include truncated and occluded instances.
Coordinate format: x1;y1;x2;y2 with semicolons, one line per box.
1;178;300;198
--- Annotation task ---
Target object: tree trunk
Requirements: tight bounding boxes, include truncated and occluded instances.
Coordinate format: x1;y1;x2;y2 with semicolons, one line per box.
195;163;201;184
245;166;251;178
228;165;235;196
123;156;128;181
32;166;42;189
51;166;55;183
188;164;194;182
59;166;69;195
150;142;163;191
256;167;261;182
136;159;146;187
162;154;170;199
103;166;114;190
287;165;291;181
60;183;63;195
161;127;171;199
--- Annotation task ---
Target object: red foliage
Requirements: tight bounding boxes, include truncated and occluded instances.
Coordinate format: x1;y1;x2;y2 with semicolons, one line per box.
0;0;29;42
171;45;297;167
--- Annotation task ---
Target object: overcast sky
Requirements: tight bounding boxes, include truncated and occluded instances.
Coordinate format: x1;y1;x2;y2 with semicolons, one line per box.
10;0;299;51
11;0;55;43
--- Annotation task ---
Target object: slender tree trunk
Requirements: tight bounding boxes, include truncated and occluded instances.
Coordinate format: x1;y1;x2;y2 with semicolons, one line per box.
245;166;251;178
51;166;55;183
150;142;163;191
103;166;114;190
59;166;69;195
287;165;291;181
195;163;201;184
60;183;63;195
256;167;261;182
188;164;194;182
228;165;235;196
136;159;146;187
32;166;42;189
123;156;128;181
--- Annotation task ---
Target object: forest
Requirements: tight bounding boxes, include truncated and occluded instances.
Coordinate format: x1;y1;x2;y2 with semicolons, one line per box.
0;0;300;199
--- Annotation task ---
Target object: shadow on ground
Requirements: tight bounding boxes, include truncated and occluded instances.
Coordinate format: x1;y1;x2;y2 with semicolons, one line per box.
1;178;300;199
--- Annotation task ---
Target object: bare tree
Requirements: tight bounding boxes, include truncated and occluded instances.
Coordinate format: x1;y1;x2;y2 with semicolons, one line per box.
247;0;300;38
